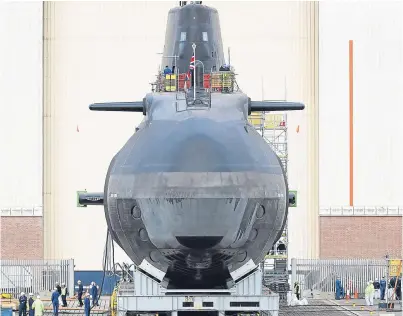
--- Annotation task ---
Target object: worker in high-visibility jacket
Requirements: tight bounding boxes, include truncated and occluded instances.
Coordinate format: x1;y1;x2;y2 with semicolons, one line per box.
365;281;375;306
32;295;44;316
61;283;68;307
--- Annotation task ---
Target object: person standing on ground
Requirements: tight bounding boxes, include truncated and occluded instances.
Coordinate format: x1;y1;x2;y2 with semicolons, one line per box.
335;277;344;300
293;281;300;300
90;282;99;307
84;293;91;316
28;293;35;316
55;282;62;306
61;283;68;307
19;292;28;316
365;281;375;306
373;278;380;299
32;296;44;316
51;287;60;316
380;276;387;300
77;280;84;307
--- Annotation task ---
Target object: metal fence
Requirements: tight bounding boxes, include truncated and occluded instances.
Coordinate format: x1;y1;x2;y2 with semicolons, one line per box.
291;259;390;295
0;259;74;298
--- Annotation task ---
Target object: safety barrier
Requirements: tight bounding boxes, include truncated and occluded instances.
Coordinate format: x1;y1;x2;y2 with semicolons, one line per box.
164;74;177;92
0;259;74;298
210;71;235;92
291;258;401;296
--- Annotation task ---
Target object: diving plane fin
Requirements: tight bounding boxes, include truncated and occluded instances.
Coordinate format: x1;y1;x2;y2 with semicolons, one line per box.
249;100;305;114
89;100;146;115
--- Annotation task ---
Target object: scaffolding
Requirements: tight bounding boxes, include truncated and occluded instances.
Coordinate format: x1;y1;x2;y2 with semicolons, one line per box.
248;109;289;298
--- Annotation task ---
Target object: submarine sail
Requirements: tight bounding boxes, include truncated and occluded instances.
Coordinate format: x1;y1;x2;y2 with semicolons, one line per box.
82;1;305;289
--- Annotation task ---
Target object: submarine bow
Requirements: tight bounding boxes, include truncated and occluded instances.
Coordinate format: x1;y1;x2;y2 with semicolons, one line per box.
82;1;305;289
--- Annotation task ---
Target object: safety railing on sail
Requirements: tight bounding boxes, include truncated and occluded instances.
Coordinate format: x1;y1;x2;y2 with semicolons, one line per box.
0;259;74;298
206;71;237;93
155;71;239;94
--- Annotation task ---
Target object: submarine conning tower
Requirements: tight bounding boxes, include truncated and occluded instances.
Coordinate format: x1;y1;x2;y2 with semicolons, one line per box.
161;1;225;74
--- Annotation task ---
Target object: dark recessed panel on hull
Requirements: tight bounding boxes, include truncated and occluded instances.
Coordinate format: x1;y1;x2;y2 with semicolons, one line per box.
83;1;305;289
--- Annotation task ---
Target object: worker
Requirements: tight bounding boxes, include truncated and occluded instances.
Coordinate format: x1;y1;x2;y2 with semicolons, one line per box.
28;293;35;316
90;282;99;306
84;293;91;316
396;277;401;300
365;281;374;306
335;277;344;300
390;277;396;300
32;296;44;316
77;280;84;307
19;292;28;316
219;64;229;71
163;66;172;75
55;282;62;305
51;287;60;316
380;276;387;300
373;278;380;299
293;281;300;300
61;283;68;307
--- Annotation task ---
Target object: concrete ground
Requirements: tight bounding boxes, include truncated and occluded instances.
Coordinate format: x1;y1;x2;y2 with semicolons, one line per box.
41;296;110;315
280;299;402;316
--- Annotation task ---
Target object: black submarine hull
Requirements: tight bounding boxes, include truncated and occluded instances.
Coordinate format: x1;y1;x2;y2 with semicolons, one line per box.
81;2;304;289
103;93;288;289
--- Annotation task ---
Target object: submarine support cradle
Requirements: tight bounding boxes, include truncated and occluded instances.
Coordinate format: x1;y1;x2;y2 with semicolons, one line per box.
116;264;280;316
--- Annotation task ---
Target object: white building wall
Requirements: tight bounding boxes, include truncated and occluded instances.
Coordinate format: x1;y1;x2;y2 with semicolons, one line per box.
45;2;317;269
0;2;43;209
319;1;403;207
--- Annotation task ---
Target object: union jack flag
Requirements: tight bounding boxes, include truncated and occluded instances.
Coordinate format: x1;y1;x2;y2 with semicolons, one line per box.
189;55;195;70
184;54;195;83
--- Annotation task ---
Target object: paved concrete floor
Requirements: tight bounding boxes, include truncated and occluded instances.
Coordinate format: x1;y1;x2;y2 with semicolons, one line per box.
41;297;110;315
280;299;402;316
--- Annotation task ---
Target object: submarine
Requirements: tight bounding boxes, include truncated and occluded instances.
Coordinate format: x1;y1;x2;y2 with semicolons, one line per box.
80;1;305;289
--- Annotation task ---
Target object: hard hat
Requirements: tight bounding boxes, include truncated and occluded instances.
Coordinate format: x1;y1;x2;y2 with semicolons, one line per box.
54;287;58;290
55;282;59;284
78;280;81;284
21;292;25;295
369;280;373;283
29;293;33;296
36;295;40;299
62;283;65;286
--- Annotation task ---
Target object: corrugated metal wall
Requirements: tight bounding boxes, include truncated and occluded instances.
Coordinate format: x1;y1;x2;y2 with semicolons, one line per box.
74;271;120;296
